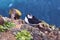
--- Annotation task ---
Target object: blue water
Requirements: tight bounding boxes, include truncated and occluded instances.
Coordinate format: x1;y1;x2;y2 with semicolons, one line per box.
0;0;60;27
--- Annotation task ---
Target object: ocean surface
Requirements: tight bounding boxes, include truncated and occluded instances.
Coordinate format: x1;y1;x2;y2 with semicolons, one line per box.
0;0;60;27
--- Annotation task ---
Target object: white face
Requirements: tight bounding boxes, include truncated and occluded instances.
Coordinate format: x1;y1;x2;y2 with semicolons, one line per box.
27;14;33;19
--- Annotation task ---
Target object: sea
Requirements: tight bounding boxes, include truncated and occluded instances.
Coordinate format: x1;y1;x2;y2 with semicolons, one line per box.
0;0;60;27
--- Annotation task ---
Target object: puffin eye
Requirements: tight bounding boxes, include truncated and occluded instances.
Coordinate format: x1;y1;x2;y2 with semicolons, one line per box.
50;27;51;28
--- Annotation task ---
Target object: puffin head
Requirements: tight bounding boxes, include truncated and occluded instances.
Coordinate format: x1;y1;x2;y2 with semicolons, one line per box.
27;14;33;19
9;8;22;20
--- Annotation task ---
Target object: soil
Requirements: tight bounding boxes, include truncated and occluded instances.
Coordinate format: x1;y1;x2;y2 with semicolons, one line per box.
0;31;16;40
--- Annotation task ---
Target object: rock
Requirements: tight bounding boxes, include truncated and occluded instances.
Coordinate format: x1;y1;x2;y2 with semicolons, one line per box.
0;17;59;40
0;17;4;25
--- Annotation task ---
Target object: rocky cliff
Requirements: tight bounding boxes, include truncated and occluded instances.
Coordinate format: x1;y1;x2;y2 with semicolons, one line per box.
0;17;60;40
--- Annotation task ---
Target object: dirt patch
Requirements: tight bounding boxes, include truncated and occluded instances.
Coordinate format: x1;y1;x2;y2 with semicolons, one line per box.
0;31;16;40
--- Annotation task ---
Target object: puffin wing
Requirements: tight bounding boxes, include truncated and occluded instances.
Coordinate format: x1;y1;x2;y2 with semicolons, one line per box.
32;16;41;24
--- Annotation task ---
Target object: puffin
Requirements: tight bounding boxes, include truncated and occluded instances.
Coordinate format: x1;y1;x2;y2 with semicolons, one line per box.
24;14;44;30
24;14;42;24
9;8;22;20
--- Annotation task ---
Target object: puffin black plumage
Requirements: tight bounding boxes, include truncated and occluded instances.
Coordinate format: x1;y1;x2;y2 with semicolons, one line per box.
24;14;42;24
